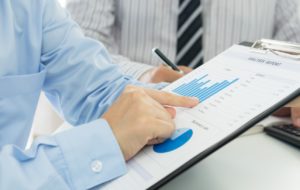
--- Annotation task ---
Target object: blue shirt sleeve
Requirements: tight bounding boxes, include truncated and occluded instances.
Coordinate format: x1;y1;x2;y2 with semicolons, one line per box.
1;0;130;189
38;0;168;126
40;0;134;126
0;119;126;189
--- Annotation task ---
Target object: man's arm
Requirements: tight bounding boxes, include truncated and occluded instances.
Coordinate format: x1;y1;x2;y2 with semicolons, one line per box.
0;0;130;188
41;0;134;125
66;0;154;79
0;119;126;189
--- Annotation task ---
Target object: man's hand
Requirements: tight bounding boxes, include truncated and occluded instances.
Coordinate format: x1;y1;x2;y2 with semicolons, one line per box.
139;65;192;83
291;107;300;127
102;85;199;161
273;107;300;127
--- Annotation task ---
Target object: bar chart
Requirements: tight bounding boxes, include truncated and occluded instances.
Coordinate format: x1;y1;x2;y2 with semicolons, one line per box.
172;74;239;102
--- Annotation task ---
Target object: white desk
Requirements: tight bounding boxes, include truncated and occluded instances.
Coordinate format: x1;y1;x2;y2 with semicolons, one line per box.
161;120;300;190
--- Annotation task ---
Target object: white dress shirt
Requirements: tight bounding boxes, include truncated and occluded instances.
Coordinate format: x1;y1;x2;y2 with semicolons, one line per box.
66;0;300;79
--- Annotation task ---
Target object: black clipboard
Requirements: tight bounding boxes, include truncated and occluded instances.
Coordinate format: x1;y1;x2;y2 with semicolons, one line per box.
148;40;300;190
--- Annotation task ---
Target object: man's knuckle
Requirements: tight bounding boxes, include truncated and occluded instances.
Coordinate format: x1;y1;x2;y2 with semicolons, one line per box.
126;89;143;100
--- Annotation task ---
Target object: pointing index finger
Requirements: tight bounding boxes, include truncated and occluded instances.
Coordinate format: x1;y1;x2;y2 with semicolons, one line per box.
144;88;199;108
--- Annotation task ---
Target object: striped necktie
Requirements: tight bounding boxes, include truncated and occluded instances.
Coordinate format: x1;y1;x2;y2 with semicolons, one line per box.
176;0;204;68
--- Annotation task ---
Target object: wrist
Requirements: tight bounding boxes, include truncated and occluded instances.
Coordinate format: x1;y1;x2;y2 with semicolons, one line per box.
138;68;155;82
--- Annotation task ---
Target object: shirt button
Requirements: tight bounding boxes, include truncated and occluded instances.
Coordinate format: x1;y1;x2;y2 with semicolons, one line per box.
91;160;103;173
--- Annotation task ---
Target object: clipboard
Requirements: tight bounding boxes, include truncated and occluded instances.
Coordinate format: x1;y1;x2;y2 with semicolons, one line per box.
245;39;300;107
149;42;300;190
102;40;300;190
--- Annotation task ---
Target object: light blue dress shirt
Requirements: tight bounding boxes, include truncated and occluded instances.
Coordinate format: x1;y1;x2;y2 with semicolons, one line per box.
0;0;163;189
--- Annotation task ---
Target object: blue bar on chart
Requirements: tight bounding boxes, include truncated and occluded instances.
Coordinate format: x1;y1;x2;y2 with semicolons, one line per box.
173;74;239;102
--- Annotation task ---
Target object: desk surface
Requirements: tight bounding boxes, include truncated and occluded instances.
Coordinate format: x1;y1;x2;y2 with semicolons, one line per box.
161;130;300;190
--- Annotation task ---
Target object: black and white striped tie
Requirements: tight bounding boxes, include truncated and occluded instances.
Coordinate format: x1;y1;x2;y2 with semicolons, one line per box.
176;0;204;68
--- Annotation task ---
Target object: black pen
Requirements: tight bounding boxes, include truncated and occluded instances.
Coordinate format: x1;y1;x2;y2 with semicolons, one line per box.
152;48;184;74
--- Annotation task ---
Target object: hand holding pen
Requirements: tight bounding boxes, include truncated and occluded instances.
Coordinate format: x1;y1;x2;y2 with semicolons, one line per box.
139;48;192;83
152;48;185;74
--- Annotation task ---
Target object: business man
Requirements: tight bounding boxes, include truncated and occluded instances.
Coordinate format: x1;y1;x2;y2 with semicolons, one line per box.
66;0;300;82
0;0;198;189
66;0;300;126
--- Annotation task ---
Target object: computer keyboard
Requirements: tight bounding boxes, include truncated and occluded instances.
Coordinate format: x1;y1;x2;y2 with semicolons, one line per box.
264;123;300;148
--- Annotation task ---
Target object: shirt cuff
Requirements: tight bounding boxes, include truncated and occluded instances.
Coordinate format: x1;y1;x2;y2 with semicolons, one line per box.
114;59;155;80
52;119;126;189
